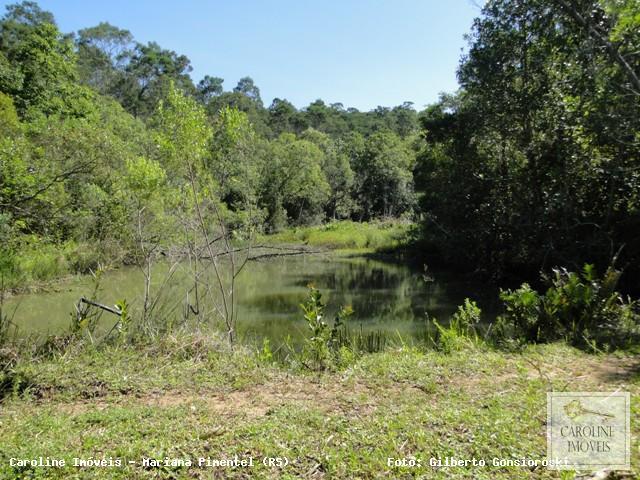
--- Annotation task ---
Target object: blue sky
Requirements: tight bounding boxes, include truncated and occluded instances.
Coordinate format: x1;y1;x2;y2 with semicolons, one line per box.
1;0;482;111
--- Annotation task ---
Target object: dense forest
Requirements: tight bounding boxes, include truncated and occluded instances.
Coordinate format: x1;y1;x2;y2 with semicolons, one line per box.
418;0;640;288
0;0;639;293
0;1;419;288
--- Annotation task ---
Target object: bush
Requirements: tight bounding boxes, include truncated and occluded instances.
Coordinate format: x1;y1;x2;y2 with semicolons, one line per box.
431;298;481;353
299;285;354;371
17;242;69;282
65;242;104;274
495;264;640;350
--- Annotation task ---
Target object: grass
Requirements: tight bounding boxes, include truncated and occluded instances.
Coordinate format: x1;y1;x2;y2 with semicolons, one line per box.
0;338;638;479
1;240;108;292
259;219;414;251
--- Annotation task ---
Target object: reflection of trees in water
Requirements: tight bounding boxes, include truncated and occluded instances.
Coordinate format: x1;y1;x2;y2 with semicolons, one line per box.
294;259;408;292
237;256;483;331
243;292;306;312
8;253;496;346
224;255;498;345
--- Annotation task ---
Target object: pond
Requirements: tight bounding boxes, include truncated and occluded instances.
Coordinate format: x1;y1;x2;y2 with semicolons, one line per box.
3;252;498;347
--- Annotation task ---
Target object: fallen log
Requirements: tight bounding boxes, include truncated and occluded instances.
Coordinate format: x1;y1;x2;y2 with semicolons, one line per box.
79;297;122;316
201;244;324;260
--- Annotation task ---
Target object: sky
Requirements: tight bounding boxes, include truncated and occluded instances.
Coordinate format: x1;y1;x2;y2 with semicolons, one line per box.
1;0;483;111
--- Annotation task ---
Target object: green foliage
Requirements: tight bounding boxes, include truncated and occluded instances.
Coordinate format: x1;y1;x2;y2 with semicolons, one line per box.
119;156;175;253
262;219;412;251
75;22;133;95
3;19;94;118
300;286;332;370
0;1;425;293
0;92;20;134
256;337;274;364
330;323;388;356
118;41;195;118
125;156;165;198
15;241;68;281
301;129;355;219
416;0;640;281
151;82;211;178
431;298;481;353
262;133;331;230
115;299;130;340
352;130;416;219
69;267;103;336
497;283;541;344
300;285;355;371
209;106;260;215
496;264;640;349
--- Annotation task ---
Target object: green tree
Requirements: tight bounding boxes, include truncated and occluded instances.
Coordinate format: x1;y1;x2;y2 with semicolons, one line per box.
196;75;224;104
233;76;262;105
75;22;134;95
209;106;261;213
268;97;306;136
3;21;93;118
353;130;415;219
0;1;55;52
261;133;330;229
300;129;355;219
151;82;211;179
207;90;271;137
117;41;195;118
416;0;640;281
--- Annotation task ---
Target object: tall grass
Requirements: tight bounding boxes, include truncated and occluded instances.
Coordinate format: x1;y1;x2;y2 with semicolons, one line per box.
261;219;414;250
1;240;106;290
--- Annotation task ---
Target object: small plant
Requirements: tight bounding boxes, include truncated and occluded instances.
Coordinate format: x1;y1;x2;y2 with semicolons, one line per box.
333;325;388;354
300;286;331;370
300;285;355;371
70;267;105;342
495;283;541;345
431;298;481;353
115;299;130;341
257;338;274;364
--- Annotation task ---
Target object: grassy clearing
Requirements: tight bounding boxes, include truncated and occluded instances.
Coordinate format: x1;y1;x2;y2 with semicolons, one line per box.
0;339;637;479
259;220;414;251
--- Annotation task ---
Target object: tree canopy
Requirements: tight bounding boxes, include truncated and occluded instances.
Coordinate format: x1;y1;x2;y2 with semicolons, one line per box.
1;0;638;293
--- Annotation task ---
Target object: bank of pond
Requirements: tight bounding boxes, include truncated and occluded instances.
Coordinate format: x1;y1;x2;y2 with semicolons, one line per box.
2;252;499;350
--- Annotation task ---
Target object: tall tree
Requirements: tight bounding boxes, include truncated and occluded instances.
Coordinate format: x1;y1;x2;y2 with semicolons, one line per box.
233;76;262;105
75;22;134;94
0;1;55;52
300;129;355;219
2;19;93;118
261;133;330;229
209;106;260;211
117;41;194;117
416;0;640;280
197;75;224;104
353;131;415;219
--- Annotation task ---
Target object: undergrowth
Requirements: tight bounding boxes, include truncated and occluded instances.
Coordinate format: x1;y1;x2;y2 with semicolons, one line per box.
260;219;414;250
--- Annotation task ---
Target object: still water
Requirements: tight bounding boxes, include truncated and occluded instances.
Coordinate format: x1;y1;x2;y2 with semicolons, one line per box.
5;253;496;346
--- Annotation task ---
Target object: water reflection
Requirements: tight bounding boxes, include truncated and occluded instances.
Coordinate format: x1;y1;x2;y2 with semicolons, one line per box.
7;253;498;346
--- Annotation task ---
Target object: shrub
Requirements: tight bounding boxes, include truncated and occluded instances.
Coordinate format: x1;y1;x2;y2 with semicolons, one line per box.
495;264;639;350
431;298;481;353
300;285;354;371
65;242;103;274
